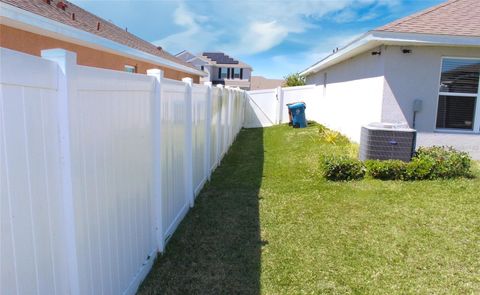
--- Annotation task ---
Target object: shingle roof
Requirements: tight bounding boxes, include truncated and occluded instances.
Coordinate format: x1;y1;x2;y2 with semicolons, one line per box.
375;0;480;37
1;0;198;71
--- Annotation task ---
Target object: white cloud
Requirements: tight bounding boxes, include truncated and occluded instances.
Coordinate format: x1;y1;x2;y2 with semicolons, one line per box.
152;3;219;54
256;31;364;78
153;0;399;55
231;21;289;55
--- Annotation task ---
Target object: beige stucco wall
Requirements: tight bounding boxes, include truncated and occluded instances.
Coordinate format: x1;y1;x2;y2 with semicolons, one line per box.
381;45;480;159
305;44;480;159
0;25;200;82
382;45;480;132
305;48;385;141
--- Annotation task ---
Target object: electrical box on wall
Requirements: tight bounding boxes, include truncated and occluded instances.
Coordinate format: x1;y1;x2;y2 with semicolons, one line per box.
413;99;422;112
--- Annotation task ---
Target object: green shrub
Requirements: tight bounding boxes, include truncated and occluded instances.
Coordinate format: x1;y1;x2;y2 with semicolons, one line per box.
366;160;407;180
414;146;471;179
323;157;366;181
363;147;471;181
404;157;436;180
283;72;306;87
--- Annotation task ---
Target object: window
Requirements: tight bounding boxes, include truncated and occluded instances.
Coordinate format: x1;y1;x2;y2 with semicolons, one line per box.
219;67;228;79
436;58;480;131
124;65;136;73
233;68;241;79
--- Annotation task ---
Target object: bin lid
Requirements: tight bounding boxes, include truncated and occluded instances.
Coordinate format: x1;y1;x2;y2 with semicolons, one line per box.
287;102;306;110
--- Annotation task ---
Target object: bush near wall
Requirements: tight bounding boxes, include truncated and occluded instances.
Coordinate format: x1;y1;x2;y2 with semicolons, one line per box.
406;146;472;180
323;157;366;181
365;160;407;180
323;146;472;181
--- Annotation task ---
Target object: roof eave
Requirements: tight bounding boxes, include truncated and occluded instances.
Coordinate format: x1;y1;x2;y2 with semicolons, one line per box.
0;2;206;77
301;31;480;76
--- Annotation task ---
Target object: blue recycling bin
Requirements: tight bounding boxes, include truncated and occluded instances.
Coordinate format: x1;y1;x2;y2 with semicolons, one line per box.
287;102;307;128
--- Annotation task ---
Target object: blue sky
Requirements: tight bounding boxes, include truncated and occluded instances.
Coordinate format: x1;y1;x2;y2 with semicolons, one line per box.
71;0;443;79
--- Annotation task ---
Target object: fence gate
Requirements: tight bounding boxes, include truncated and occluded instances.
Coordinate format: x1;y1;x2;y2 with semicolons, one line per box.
244;88;278;128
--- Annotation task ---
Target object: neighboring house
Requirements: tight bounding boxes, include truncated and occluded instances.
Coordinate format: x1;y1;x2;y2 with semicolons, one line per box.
176;51;253;90
176;50;212;83
301;0;480;158
0;0;204;81
250;76;284;90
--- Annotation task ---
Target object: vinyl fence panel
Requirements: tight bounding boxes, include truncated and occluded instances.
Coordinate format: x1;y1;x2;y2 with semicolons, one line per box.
220;86;229;156
160;78;189;241
192;84;209;196
72;65;157;295
1;48;247;295
244;89;277;128
210;87;221;171
281;85;318;123
1;48;70;295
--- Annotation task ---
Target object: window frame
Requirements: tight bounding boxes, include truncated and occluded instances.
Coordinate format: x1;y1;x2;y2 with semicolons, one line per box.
434;56;480;133
232;68;241;79
124;65;137;73
219;67;228;79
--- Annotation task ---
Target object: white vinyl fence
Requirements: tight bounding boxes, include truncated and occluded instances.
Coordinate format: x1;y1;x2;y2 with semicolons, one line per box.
0;48;246;295
244;85;321;128
245;84;380;142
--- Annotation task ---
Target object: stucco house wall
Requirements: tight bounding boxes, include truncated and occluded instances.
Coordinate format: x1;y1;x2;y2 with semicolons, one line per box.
381;45;480;130
381;45;480;159
305;45;480;159
305;49;385;141
301;0;480;159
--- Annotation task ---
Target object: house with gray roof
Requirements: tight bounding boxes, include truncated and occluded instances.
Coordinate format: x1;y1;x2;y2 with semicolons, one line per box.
176;51;253;90
301;0;480;158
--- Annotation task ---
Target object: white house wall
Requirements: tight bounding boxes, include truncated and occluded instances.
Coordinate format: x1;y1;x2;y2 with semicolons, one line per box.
382;45;480;159
306;49;385;141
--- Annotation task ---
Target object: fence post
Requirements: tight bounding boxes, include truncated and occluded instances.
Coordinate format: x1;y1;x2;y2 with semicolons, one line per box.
204;82;212;181
276;86;284;124
147;69;165;253
41;49;81;295
182;77;194;208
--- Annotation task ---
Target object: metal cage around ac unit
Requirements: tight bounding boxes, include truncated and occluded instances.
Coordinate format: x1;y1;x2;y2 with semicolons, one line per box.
359;123;416;162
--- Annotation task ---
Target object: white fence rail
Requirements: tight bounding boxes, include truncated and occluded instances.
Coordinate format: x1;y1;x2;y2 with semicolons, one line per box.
0;48;246;295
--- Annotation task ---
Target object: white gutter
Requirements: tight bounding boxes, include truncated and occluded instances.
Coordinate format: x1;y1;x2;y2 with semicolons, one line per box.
0;2;206;77
301;30;480;76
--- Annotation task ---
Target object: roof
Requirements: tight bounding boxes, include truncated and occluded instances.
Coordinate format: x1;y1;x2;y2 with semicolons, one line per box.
301;0;480;76
175;50;210;64
376;0;480;37
250;76;284;90
201;52;252;68
0;0;202;74
203;52;239;64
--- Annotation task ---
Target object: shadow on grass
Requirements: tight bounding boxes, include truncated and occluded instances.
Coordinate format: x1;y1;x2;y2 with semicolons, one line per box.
138;128;264;294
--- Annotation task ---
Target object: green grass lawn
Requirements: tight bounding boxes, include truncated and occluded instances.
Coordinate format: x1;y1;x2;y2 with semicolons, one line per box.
139;123;480;294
